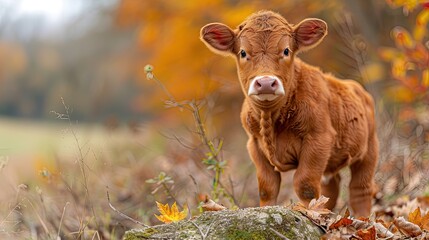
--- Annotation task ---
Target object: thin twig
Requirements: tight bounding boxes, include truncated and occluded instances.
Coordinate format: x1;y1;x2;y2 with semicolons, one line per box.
26;198;51;238
269;227;290;240
106;187;153;229
0;198;25;228
57;202;70;239
91;230;101;240
158;131;195;150
190;221;214;240
161;182;182;209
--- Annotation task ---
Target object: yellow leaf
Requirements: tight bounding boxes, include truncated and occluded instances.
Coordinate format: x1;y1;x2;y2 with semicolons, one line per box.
414;7;429;41
154;201;188;223
392;27;415;49
378;47;401;61
408;207;422;225
387;0;425;14
392;58;407;79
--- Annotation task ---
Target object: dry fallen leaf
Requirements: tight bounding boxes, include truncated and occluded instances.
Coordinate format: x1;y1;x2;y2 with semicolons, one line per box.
393;216;422;237
154;201;188;223
351;218;371;230
321;231;343;240
292;195;332;226
408;207;429;231
374;222;394;238
201;199;226;211
329;217;353;230
308;195;331;215
355;226;376;240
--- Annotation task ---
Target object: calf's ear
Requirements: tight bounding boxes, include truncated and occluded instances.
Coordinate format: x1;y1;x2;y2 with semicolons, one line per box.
292;18;327;53
200;23;236;56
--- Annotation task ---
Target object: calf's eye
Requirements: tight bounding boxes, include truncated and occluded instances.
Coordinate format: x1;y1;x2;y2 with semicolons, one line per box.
283;48;290;56
240;50;247;58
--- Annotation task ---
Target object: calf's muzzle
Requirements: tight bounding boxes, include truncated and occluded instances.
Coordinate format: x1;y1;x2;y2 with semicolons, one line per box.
248;76;285;101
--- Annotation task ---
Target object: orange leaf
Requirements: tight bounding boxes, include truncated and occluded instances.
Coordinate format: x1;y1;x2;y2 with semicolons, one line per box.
356;226;376;240
343;208;350;218
421;211;429;231
408;207;422;225
328;217;353;230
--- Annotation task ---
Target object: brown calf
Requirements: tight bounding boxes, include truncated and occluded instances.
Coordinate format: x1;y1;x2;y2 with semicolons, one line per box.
200;10;378;217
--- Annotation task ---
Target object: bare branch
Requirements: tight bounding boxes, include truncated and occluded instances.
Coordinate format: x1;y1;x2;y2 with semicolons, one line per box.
106;187;152;229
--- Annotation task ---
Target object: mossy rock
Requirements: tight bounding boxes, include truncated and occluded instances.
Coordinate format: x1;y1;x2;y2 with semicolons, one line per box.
123;206;324;240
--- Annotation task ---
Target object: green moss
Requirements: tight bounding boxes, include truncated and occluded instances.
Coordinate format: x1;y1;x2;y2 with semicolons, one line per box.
123;228;158;240
225;229;257;239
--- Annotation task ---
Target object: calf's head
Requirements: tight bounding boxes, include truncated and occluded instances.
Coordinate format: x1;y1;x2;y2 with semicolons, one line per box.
201;11;327;107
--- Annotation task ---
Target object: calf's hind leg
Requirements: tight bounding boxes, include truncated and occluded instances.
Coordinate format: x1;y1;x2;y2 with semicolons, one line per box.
349;136;378;217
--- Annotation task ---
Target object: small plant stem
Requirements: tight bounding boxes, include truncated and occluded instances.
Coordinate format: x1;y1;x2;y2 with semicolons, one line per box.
213;166;221;199
161;182;182;208
53;98;99;228
57;202;70;239
190;102;223;197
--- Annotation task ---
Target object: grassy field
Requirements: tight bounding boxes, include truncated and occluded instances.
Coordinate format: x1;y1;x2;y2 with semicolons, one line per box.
0;117;170;238
0;116;263;239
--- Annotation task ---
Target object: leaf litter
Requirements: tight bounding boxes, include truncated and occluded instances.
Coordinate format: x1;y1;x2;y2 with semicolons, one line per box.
291;195;429;239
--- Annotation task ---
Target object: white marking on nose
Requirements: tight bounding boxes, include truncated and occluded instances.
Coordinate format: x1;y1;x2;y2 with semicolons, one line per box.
248;75;285;101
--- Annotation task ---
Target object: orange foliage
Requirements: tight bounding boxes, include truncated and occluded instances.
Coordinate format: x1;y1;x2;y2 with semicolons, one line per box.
379;3;429;103
114;0;343;111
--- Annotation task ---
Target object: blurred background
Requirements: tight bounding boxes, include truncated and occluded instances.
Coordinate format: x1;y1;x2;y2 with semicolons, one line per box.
0;0;428;239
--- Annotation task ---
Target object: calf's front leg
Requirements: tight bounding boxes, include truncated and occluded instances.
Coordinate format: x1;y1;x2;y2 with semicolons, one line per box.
294;135;331;206
247;138;281;206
